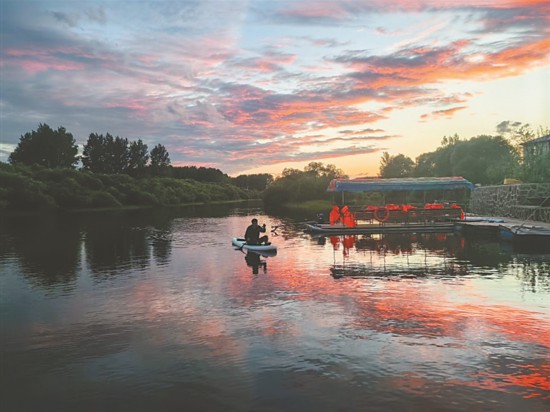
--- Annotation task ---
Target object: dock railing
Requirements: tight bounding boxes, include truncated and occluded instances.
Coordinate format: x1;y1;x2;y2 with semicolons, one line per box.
351;207;463;225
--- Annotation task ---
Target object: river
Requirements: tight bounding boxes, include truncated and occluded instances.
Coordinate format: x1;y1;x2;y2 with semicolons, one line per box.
1;204;549;411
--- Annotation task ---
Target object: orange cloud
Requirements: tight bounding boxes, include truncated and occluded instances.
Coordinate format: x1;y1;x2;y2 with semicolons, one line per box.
420;106;468;121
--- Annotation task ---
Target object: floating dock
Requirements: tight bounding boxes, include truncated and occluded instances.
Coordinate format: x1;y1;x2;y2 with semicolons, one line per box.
304;221;456;236
455;216;550;236
455;216;550;250
305;217;550;250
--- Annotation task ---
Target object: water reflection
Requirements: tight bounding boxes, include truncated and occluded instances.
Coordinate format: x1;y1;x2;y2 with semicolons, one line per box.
322;233;549;289
83;214;151;277
149;228;172;266
0;215;81;291
0;204;259;289
244;251;267;275
1;208;549;411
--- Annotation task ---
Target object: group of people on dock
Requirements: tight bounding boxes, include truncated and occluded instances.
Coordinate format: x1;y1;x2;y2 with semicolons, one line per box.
329;205;357;227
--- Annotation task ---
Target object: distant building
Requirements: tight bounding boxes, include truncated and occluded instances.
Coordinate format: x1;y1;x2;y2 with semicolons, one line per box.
521;134;550;161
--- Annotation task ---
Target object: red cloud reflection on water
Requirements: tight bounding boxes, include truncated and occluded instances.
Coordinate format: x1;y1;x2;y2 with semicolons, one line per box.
226;250;550;400
447;363;550;400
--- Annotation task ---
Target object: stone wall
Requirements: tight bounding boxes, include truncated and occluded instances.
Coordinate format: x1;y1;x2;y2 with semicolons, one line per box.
469;183;550;223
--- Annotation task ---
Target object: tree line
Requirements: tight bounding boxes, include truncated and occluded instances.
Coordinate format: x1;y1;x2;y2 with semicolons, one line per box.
0;163;254;211
378;129;550;184
3;122;548;212
8;123;171;176
6;123;273;190
263;124;549;209
1;123;273;211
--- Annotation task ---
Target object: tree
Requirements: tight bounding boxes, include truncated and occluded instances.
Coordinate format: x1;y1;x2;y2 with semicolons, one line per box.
535;125;550;138
263;162;344;205
170;166;228;182
412;135;462;178
234;173;273;191
413;152;437;177
304;161;346;179
82;133;129;174
379;153;415;178
450;135;518;184
496;120;535;146
81;133;108;173
281;168;303;178
149;144;170;174
9;123;78;168
520;151;550;183
441;133;461;147
127;139;149;176
195;167;228;183
379;152;391;173
110;136;130;174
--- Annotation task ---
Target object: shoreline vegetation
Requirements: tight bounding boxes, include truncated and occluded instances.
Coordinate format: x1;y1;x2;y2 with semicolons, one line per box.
0;164;262;214
1;123;274;215
1;199;263;217
3;123;549;216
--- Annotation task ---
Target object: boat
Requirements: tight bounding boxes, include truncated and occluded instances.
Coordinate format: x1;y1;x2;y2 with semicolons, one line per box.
498;225;550;246
232;237;277;256
304;221;455;235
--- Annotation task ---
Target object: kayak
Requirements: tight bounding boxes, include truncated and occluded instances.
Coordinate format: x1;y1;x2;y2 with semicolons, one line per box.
232;237;277;255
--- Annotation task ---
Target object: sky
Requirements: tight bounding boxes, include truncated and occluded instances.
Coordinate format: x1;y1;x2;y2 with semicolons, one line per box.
1;0;549;177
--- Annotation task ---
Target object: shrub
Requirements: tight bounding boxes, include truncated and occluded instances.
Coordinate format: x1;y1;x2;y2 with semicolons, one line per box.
0;171;56;210
90;191;122;208
126;189;159;206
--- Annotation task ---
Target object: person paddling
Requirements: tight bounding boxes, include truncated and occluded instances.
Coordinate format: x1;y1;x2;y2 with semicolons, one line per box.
245;218;270;245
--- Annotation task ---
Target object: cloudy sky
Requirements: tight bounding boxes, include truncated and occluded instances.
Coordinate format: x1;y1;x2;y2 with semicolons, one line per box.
1;0;549;176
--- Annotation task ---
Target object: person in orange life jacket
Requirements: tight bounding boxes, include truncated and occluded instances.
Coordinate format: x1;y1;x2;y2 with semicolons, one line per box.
244;218;269;245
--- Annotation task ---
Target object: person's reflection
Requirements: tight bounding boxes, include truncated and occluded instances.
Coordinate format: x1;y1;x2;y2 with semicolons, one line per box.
245;251;266;274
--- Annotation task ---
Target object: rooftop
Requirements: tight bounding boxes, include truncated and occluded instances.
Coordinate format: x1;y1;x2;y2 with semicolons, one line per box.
520;135;550;145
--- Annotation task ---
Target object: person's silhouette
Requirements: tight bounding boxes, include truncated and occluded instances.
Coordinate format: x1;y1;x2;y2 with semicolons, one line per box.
245;251;265;274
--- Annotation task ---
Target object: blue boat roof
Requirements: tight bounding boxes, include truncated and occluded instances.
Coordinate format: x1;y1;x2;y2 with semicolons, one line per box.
327;177;475;192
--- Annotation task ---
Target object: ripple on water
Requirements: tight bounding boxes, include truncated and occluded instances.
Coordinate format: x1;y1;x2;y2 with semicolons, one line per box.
2;212;550;411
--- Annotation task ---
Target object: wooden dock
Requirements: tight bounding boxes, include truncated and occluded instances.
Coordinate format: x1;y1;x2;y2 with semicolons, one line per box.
305;217;550;250
304;221;456;236
454;216;550;237
455;216;550;252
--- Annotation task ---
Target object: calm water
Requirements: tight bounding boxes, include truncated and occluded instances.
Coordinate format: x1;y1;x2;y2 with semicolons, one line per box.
1;205;549;411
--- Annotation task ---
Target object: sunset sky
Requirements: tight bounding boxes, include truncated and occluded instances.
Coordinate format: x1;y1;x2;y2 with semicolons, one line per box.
1;0;549;177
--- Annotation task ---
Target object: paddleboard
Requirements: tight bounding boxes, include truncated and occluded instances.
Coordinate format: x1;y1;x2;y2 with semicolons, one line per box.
232;237;277;255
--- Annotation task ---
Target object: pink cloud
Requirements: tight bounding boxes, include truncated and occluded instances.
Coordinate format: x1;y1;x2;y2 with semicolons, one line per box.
420;106;468;121
4;48;86;74
278;1;351;20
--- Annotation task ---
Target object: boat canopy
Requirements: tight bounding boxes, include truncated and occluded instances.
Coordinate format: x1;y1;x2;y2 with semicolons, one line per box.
327;177;475;192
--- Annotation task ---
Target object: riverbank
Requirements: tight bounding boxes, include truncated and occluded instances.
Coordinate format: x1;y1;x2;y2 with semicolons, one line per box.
0;198;263;218
0;165;258;213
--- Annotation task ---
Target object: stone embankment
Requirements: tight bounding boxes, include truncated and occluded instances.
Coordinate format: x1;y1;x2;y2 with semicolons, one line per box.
469;183;550;223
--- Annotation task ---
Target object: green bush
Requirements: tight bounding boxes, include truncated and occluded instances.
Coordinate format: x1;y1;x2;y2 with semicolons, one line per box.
47;177;91;208
126;189;159;206
263;185;290;205
76;172;104;190
90;191;122;208
520;152;550;183
0;163;254;211
0;170;56;210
